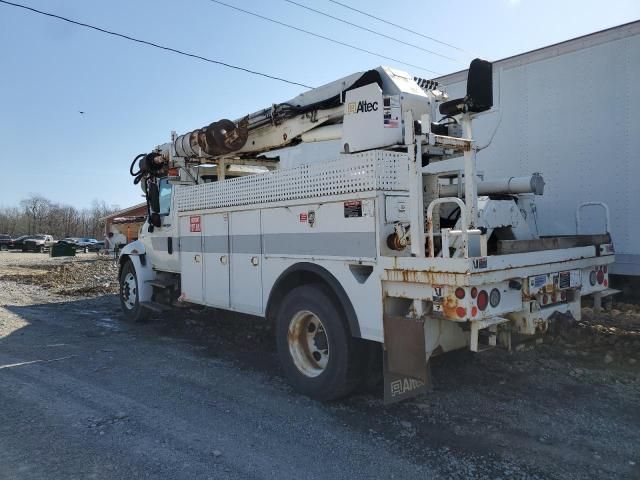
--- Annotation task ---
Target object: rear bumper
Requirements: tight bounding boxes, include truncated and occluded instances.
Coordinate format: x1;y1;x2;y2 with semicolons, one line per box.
382;250;614;326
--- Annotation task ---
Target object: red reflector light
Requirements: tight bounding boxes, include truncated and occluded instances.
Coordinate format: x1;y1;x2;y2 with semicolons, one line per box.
471;306;478;317
455;287;466;299
477;290;488;311
456;307;467;318
604;279;608;287
596;270;605;284
471;287;478;299
551;293;557;303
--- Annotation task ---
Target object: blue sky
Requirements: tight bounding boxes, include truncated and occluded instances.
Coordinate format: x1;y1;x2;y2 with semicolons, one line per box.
1;0;638;209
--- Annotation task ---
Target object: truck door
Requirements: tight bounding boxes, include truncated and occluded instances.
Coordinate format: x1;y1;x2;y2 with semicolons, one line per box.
203;213;230;308
179;214;203;303
147;178;179;273
229;210;263;314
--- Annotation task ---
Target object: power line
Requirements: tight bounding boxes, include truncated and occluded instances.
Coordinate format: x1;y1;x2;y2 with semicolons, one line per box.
327;0;466;53
0;0;313;89
283;0;458;62
209;0;441;75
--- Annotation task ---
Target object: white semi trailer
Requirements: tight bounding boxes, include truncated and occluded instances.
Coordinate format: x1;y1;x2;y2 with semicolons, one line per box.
436;20;640;276
119;59;614;403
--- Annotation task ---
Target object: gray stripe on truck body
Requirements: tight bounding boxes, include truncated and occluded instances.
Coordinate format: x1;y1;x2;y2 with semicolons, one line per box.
231;235;262;255
177;232;376;258
263;232;376;258
179;236;202;253
204;235;228;254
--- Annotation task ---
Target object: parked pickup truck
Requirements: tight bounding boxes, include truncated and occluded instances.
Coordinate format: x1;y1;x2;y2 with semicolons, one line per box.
22;235;55;253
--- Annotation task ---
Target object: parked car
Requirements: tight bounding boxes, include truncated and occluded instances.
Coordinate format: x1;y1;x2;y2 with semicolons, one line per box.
0;234;12;251
77;238;101;252
10;235;31;250
61;237;100;253
22;235;55;253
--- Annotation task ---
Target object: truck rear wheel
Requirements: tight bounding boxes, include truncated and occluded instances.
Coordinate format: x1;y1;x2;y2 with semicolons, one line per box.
119;260;150;323
276;284;364;401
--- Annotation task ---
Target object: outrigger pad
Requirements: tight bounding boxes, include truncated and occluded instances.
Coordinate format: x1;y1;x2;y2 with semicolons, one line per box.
383;315;431;404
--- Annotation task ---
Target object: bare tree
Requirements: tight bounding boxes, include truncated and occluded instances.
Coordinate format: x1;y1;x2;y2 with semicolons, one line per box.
20;194;51;234
2;195;120;239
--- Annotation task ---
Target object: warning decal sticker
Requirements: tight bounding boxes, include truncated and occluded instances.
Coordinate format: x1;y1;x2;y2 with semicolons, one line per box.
189;215;201;233
344;200;363;218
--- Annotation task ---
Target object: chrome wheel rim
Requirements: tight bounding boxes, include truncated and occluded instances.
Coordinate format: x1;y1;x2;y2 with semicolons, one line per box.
288;310;329;378
122;272;137;310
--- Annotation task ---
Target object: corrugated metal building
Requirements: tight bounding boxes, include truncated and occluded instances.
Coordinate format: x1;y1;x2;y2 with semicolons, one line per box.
435;21;640;275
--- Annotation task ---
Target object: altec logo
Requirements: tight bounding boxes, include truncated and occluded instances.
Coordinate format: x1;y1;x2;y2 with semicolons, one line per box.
347;100;379;114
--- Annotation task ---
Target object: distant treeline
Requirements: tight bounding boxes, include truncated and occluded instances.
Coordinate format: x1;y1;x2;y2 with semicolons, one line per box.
0;194;120;239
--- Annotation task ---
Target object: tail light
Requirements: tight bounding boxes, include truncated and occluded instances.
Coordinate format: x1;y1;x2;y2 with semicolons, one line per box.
489;288;501;308
456;306;467;318
470;287;478;299
560;290;567;301
455;287;466;299
477;290;488;311
596;270;605;285
603;265;608;274
542;294;549;305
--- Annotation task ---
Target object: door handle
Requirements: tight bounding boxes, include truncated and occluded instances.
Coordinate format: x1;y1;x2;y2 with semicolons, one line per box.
194;254;201;263
220;255;228;265
250;256;259;266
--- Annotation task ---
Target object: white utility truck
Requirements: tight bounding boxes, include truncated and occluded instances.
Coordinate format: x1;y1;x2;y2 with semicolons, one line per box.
119;60;614;403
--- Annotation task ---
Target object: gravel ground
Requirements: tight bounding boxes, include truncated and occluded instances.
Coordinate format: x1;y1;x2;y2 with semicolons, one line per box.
0;251;638;479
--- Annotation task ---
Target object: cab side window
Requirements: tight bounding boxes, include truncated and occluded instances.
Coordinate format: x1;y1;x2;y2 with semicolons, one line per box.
159;178;172;216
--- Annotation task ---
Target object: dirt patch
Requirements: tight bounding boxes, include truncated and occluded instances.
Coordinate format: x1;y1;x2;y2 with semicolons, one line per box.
0;255;118;296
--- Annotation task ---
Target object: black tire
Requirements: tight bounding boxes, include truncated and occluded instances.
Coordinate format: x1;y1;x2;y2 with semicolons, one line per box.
38;245;44;253
83;246;89;254
119;260;150;323
275;284;365;401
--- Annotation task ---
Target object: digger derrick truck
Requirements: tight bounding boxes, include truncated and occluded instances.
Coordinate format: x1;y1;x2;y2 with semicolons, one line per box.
120;59;615;403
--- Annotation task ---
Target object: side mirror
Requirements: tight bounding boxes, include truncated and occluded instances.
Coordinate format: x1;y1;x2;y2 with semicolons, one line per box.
466;58;493;113
150;212;162;228
438;58;493;117
148;182;160;213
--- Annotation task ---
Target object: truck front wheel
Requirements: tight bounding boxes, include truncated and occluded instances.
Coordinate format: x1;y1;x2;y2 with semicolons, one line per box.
119;260;150;323
276;284;364;401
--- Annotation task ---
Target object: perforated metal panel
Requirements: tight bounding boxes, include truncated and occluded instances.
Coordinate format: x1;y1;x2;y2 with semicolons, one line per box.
176;151;408;212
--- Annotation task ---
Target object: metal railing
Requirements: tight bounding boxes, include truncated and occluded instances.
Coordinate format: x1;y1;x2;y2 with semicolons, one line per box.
426;197;482;258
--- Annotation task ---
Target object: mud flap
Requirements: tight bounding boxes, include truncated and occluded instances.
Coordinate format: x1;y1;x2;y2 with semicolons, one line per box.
383;315;431;404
